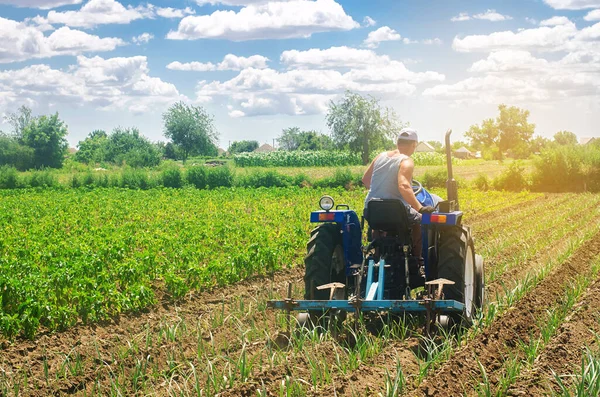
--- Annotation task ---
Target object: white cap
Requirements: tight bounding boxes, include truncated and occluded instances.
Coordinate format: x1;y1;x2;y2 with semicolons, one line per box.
397;128;418;142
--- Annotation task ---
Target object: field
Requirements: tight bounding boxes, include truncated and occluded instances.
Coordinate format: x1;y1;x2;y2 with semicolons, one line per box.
1;186;600;396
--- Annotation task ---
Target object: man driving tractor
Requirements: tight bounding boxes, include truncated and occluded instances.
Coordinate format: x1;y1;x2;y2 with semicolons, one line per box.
362;128;440;259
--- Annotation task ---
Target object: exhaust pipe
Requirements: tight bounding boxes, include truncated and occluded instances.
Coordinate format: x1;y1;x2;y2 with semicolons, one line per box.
445;129;459;211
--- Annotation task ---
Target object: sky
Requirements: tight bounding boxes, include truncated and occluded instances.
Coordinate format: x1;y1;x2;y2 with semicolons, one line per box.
0;0;598;149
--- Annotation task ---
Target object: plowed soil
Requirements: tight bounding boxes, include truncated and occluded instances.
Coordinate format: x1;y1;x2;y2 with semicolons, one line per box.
2;194;600;396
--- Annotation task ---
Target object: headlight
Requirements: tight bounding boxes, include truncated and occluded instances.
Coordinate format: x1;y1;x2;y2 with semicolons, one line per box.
319;195;334;211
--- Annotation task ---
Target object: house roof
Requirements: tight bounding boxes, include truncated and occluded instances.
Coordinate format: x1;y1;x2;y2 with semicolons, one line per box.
254;143;276;153
454;147;472;153
581;137;596;145
415;142;435;152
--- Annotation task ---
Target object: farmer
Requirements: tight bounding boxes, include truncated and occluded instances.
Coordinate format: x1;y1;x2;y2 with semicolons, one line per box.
362;128;437;258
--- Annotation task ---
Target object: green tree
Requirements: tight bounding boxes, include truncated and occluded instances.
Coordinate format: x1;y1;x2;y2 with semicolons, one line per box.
75;130;108;164
163;142;181;160
3;105;32;139
21;113;69;168
465;118;499;151
553;130;578;146
105;127;161;167
163;102;219;163
326;91;402;165
229;140;259;154
0;134;35;170
277;128;334;151
427;140;443;151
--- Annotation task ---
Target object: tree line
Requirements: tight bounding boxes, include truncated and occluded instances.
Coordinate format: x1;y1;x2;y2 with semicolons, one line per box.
0;92;589;171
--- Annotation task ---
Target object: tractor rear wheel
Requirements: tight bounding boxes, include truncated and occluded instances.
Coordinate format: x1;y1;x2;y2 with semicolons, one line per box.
437;226;480;327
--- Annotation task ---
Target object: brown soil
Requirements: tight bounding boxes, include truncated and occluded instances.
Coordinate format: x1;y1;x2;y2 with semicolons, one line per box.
508;275;600;396
415;231;600;397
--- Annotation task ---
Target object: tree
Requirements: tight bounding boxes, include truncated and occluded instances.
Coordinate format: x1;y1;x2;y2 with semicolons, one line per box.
427;140;443;151
105;127;161;167
75;130;108;164
163;142;181;160
4;105;32;139
277;128;334;151
554;130;578;146
326;91;402;165
465;104;536;159
229;140;259;154
0;133;35;170
163;102;219;163
21;113;68;168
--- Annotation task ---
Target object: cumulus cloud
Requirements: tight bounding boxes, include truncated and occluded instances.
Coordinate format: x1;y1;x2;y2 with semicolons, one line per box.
167;54;270;71
0;0;82;8
0;17;124;63
364;26;401;48
585;9;600;20
363;16;376;27
196;46;444;117
543;0;600;10
451;10;512;22
156;7;195;19
132;33;154;45
540;16;573;26
167;0;358;41
194;0;291;4
0;55;182;113
423;38;443;45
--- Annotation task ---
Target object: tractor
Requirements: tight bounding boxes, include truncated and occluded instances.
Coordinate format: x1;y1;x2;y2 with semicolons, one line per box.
268;130;485;333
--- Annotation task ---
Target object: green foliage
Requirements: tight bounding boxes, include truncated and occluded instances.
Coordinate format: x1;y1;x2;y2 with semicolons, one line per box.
0;166;19;189
531;145;600;192
554;130;578;146
229;140;259;154
236;170;294;188
24;169;59;188
326;91;403;165
277;127;334;151
21;113;69;168
313;168;361;189
186;166;207;189
0;135;35;171
162;166;183;188
420;170;448;189
75;130;108;164
163;142;181;160
492;162;530;191
233;150;361;167
3;105;32;139
106;127;161;168
163;101;219;162
472;174;491;191
206;166;233;188
120;168;152;189
412;152;461;166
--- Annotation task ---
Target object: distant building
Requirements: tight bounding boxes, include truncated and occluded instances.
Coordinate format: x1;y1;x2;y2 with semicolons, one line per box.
415;142;435;153
454;147;473;159
581;137;597;145
254;143;276;153
68;147;78;154
217;148;226;156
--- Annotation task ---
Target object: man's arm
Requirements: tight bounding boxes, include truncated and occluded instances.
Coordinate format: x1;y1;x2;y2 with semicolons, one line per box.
361;153;381;190
397;158;423;212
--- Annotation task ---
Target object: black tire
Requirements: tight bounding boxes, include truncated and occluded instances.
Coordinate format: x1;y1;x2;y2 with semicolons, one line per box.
303;223;346;300
474;254;485;311
437;226;476;326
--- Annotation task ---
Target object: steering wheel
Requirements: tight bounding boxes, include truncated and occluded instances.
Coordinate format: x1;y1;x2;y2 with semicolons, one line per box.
412;180;423;195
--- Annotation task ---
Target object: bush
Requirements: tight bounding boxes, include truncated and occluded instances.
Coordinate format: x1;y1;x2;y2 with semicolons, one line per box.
313;168;360;189
186;166;207;189
120;168;150;189
420;170;447;189
25;169;59;188
530;145;596;192
472;174;491;191
162;167;183;188
493;161;529;191
207;166;233;188
0;136;35;171
0;166;19;189
236;170;293;188
233;151;361;167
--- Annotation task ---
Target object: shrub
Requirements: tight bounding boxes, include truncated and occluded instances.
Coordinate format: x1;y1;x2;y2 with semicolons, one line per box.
420;170;447;189
529;145;599;192
162;167;183;188
25;169;59;188
120;168;150;189
0;166;19;189
207;166;233;188
313;168;360;189
493;161;529;191
236;170;293;188
186;166;207;189
472;173;491;191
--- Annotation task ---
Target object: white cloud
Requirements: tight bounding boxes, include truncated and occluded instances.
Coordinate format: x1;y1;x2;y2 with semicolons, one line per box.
197;46;444;117
0;55;182;113
132;33;154;45
167;54;269;71
525;17;538;25
0;0;82;9
403;38;418;44
363;16;376;27
156;7;195;19
423;38;442;45
195;0;291;4
44;0;154;28
0;17;124;63
543;0;600;10
540;16;572;26
451;9;512;22
585;9;600;20
168;0;358;41
364;26;401;48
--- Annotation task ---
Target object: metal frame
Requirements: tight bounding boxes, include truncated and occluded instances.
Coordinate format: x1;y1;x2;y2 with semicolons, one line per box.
267;299;464;313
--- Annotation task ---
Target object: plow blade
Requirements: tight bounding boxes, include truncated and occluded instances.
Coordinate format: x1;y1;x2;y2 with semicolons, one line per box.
267;299;465;313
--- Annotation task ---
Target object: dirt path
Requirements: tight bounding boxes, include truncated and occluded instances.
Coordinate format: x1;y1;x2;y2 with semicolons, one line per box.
415;231;600;397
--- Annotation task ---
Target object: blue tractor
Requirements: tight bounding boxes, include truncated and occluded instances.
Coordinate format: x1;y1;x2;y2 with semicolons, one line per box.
268;130;485;332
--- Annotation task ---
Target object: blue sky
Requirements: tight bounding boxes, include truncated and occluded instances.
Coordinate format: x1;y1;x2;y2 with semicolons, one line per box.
0;0;598;149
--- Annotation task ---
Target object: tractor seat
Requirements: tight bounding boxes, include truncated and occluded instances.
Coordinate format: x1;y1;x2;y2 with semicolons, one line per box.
365;199;412;239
